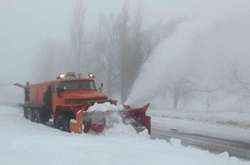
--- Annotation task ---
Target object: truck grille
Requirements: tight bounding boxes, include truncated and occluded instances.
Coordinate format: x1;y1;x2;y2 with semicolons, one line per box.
64;99;108;105
64;99;91;105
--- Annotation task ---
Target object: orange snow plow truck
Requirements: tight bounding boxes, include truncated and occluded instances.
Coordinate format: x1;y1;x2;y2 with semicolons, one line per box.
14;72;151;134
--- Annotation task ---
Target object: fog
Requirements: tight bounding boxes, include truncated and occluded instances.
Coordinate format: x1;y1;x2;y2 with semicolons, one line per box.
128;0;250;111
0;0;161;81
1;0;250;110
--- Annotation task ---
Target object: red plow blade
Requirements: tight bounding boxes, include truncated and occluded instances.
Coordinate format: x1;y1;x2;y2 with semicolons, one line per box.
70;104;151;134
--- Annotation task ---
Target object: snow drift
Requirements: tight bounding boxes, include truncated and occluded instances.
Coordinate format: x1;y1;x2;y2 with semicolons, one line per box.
88;102;123;112
0;105;248;165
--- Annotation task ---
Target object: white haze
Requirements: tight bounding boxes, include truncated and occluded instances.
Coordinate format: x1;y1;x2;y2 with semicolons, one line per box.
127;0;250;111
1;0;250;108
0;0;160;103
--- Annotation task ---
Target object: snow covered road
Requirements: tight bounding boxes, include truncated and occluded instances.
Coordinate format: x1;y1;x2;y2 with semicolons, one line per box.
152;128;250;160
0;105;249;165
150;110;250;160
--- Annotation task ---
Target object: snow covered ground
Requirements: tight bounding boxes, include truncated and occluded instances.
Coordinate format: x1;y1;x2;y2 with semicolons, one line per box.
150;110;250;128
0;105;249;165
150;109;250;143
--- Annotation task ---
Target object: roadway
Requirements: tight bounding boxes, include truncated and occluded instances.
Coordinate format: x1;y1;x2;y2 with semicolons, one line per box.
151;127;250;160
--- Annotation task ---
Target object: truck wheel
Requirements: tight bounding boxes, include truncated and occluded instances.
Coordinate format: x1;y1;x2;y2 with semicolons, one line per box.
31;109;41;123
40;108;50;124
23;108;28;119
25;108;32;120
55;115;71;132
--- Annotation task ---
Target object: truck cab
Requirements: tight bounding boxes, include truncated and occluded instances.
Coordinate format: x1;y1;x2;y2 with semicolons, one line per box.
43;73;115;131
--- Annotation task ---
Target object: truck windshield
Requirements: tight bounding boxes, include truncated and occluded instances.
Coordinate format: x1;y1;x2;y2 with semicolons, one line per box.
59;80;96;91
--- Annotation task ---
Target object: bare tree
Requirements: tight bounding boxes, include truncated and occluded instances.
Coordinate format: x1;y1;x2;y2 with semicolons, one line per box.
167;78;196;109
71;0;86;73
91;3;140;100
34;40;69;81
125;4;145;100
118;2;131;102
85;14;119;96
35;1;182;104
231;69;250;98
97;2;183;101
194;85;221;111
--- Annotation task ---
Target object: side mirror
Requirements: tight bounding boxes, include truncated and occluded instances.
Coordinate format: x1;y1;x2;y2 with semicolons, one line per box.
99;83;104;92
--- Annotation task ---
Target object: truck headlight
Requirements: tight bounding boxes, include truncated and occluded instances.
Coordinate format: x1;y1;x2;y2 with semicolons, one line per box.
88;73;95;79
57;73;66;79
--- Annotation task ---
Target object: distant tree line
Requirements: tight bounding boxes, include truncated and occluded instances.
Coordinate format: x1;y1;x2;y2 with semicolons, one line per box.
34;0;182;102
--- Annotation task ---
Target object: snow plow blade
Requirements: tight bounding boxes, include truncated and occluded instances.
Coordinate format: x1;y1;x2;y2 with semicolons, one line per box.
70;104;151;134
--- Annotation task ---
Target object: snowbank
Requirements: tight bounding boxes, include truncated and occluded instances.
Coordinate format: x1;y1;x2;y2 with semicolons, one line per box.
151;111;250;144
88;102;123;112
0;105;248;165
150;110;250;129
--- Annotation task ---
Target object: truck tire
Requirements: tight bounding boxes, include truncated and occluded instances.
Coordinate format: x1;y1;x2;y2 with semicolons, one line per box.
23;108;29;119
31;109;41;123
55;115;71;132
40;108;50;124
24;108;32;120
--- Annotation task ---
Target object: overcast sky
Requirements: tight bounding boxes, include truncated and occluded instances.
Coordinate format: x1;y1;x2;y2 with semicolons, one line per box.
0;0;245;83
0;0;166;83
